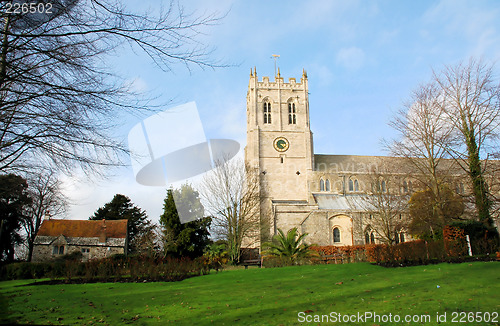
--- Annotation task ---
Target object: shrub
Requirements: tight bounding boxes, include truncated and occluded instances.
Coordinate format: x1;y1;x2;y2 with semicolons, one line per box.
0;254;208;283
55;251;83;262
262;228;318;266
5;263;32;280
443;225;467;257
262;256;289;268
311;245;368;264
449;221;499;255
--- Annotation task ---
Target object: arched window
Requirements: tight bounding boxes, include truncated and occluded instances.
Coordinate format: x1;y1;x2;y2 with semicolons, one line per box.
402;181;408;194
394;231;405;244
52;246;58;254
348;179;354;192
365;226;375;244
263;102;271;124
288;102;296;124
58;246;64;255
333;227;341;243
320;179;325;191
354;179;359;192
325;179;330;192
408;181;413;193
381;180;387;193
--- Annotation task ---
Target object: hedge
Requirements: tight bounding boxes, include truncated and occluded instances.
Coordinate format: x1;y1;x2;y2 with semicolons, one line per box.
0;255;209;283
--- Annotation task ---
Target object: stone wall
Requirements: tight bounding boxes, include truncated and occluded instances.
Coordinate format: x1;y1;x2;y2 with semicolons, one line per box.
32;236;126;262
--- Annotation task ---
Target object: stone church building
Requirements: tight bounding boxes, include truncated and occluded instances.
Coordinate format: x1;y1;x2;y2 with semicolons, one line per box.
244;68;498;248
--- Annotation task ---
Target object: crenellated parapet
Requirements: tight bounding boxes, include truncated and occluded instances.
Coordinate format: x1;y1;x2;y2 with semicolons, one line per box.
249;67;308;91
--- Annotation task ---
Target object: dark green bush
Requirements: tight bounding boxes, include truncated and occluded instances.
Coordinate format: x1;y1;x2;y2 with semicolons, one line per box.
262;257;289;268
55;251;83;262
449;220;499;255
0;254;206;282
7;263;32;279
31;263;52;279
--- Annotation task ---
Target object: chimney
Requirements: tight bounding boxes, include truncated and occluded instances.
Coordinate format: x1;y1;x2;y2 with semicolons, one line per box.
99;219;107;244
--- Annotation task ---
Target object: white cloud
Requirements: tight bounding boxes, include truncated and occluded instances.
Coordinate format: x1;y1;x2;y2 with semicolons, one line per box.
377;29;400;45
423;0;500;59
424;0;496;36
126;77;148;93
59;168;166;224
196;78;247;145
294;0;378;34
307;63;334;86
336;47;366;70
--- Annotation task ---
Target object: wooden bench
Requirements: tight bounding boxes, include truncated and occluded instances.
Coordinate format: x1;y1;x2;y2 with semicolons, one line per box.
242;259;262;269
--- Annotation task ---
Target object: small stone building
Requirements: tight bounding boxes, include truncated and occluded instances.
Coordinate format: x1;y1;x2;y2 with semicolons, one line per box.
32;219;128;262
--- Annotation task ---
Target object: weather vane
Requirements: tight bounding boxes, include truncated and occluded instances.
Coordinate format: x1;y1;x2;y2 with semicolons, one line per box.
271;54;280;77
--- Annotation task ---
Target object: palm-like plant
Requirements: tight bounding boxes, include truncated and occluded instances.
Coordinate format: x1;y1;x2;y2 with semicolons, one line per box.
262;228;317;265
203;243;228;272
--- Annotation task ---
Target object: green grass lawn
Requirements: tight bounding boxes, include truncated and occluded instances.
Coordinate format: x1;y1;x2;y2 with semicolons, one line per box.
1;262;499;325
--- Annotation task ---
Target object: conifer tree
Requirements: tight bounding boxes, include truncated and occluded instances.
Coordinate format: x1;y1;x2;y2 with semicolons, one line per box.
159;185;211;259
90;194;150;253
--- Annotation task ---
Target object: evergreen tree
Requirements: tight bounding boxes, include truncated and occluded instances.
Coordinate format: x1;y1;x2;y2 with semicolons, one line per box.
90;194;150;253
0;174;31;261
160;185;211;259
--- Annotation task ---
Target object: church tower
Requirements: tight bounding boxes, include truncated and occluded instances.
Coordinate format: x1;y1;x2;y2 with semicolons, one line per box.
245;68;314;241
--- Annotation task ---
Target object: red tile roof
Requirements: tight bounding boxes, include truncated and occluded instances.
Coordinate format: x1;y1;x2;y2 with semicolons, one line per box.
37;219;128;239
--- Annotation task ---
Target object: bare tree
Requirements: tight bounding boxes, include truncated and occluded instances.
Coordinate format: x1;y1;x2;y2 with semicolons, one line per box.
483;155;500;229
0;0;225;174
387;81;456;225
200;158;260;264
22;171;67;261
133;223;163;258
349;162;410;245
435;59;500;226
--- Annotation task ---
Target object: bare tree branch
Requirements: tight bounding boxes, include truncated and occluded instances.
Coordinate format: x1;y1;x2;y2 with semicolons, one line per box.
435;58;500;225
0;0;227;175
347;160;410;245
200;157;260;263
21;170;67;261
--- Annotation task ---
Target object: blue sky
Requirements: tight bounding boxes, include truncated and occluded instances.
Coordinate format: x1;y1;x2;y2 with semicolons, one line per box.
62;0;500;223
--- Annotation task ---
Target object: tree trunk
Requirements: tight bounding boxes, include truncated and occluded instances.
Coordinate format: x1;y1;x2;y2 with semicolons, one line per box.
467;144;492;226
27;237;34;262
0;16;10;85
463;118;492;226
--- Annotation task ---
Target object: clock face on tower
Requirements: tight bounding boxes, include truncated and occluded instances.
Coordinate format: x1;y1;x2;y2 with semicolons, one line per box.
273;137;289;152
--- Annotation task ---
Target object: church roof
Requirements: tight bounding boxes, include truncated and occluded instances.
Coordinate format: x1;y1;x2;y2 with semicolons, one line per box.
313;154;469;175
314;194;374;211
36;219;128;239
314;154;411;174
